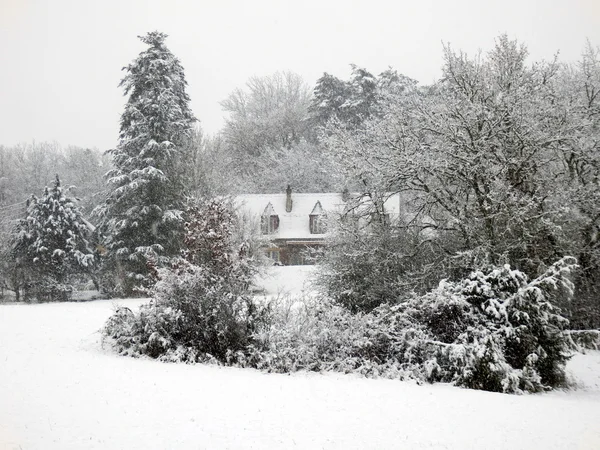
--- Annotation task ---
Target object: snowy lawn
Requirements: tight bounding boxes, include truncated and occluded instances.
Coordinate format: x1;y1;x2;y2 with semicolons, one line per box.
1;268;600;449
253;265;317;297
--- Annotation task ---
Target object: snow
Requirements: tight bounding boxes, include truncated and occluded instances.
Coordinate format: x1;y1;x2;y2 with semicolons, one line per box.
253;265;317;296
235;193;402;239
1;267;600;450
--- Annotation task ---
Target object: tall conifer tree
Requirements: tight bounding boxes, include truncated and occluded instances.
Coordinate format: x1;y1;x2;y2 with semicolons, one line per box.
98;31;196;295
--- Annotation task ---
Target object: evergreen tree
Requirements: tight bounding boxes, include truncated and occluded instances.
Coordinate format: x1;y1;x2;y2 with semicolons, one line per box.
309;66;415;130
341;65;378;127
309;72;351;127
97;31;196;296
12;175;94;301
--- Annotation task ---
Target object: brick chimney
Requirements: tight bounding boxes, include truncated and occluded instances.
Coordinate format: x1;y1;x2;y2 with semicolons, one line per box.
286;185;293;212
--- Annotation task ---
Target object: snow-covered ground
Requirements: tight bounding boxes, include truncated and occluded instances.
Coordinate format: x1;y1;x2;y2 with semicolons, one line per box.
1;267;600;450
253;265;317;296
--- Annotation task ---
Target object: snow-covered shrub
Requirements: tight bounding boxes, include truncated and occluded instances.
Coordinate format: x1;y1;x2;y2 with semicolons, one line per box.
251;258;576;393
103;198;266;363
249;295;374;373
317;224;429;312
566;330;600;351
31;278;74;302
158;261;264;361
372;257;576;392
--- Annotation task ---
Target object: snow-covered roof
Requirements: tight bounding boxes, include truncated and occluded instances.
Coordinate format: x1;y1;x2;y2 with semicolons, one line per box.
235;192;402;240
310;201;324;216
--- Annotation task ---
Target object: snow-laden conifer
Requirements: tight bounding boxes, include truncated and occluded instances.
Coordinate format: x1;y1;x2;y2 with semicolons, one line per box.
12;175;94;301
97;31;196;296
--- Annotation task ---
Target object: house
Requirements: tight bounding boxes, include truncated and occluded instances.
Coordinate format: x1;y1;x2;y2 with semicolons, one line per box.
235;186;402;265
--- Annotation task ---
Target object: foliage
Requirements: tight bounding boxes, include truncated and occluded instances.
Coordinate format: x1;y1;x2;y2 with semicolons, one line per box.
566;330;600;351
251;258;576;394
221;71;312;159
388;257;576;392
216;71;344;193
96;31;196;296
104;262;263;363
103;198;265;363
310;65;416;129
216;69;353;194
0;222;23;301
249;295;382;374
233;140;343;194
0;143;108;216
321;36;600;326
10;175;95;301
317;222;428;312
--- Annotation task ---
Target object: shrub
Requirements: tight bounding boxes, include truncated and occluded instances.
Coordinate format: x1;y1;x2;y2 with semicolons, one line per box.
103;261;266;362
376;257;575;392
566;330;600;351
317;224;430;313
251;258;577;393
248;295;382;374
102;198;266;363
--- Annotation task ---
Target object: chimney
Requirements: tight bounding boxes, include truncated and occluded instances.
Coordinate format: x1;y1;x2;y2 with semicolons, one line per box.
286;185;293;212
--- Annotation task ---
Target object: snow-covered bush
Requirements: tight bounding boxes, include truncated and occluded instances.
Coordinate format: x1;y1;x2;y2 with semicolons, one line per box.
374;257;575;392
103;198;266;363
248;295;380;374
104;261;265;362
251;258;576;393
567;330;600;351
317;224;429;312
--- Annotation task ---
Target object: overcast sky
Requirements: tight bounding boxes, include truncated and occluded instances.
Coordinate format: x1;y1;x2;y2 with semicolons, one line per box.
1;0;599;150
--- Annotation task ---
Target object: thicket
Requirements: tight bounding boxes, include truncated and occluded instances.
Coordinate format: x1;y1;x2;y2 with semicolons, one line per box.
251;258;576;394
94;34;596;395
320;36;600;328
103;199;267;363
103;227;575;394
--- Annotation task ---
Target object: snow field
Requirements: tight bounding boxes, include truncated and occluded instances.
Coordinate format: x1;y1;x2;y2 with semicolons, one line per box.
253;265;317;297
0;266;599;449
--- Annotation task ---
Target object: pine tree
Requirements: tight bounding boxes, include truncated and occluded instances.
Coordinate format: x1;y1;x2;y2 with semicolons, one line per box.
97;31;196;296
12;175;94;301
309;72;350;127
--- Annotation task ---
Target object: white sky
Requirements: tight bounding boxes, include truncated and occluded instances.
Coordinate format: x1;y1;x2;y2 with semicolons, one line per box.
1;0;599;150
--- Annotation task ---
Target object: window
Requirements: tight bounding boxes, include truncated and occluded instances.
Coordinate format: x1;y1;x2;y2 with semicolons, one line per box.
261;215;279;234
309;214;327;234
261;202;279;234
309;200;327;234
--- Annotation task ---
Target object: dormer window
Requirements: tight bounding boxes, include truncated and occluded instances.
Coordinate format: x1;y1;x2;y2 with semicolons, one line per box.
261;202;280;234
309;201;327;234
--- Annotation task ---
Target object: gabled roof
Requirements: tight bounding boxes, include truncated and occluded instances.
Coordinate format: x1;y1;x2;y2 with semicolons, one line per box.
235;192;402;239
262;202;276;217
310;200;324;216
236;193;344;238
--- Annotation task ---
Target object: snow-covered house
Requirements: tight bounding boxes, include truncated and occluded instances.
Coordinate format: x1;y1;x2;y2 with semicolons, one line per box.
235;186;402;265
